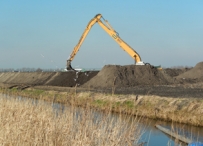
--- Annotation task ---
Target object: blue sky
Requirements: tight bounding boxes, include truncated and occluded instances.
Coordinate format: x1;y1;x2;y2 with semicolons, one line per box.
0;0;203;69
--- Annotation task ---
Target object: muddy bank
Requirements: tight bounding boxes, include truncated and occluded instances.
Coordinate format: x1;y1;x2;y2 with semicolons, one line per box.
1;81;203;98
1;88;203;126
27;85;203;98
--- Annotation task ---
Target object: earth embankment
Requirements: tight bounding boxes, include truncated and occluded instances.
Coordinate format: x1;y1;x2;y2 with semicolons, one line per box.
0;71;98;87
0;62;203;95
177;62;203;81
82;65;176;89
81;62;203;89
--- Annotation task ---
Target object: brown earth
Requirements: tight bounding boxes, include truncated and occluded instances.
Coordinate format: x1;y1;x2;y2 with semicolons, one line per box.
0;62;203;97
44;71;98;87
0;72;55;86
177;62;203;81
163;67;191;77
81;65;188;89
82;62;203;89
0;71;98;87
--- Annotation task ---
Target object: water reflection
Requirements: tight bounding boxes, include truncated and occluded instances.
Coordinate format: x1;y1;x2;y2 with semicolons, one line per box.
136;117;203;146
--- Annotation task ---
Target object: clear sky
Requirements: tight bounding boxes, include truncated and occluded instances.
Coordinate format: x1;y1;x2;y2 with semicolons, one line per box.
1;0;203;69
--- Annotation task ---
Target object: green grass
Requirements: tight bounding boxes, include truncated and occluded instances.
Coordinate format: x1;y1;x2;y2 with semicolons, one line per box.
93;99;108;107
123;100;134;109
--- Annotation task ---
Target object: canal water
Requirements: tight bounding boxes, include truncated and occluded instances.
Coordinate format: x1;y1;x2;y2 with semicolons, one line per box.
1;94;203;146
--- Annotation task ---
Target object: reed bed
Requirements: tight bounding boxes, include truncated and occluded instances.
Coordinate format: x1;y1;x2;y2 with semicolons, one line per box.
1;87;203;126
0;95;142;146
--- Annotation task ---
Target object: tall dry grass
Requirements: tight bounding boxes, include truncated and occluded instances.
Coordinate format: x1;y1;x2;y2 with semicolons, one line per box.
1;87;203;126
0;95;142;146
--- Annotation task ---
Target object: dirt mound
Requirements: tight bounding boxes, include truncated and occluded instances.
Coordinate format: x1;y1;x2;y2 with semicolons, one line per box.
177;62;203;81
0;72;55;85
0;71;98;87
45;71;98;87
163;68;191;77
82;65;175;89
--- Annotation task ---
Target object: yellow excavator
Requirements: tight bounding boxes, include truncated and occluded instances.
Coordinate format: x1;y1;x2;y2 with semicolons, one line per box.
67;14;146;70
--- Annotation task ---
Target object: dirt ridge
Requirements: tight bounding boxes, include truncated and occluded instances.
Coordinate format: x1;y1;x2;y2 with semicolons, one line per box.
177;62;203;81
0;71;98;87
82;65;176;88
0;61;203;89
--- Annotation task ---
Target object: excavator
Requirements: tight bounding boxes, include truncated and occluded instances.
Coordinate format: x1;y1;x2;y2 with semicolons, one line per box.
66;14;146;70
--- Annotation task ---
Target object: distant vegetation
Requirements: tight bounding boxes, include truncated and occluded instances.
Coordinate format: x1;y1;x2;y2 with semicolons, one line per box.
0;67;101;72
0;68;64;72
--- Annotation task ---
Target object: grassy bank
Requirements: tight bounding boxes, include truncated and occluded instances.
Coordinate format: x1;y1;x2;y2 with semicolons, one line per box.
0;87;203;126
0;94;141;145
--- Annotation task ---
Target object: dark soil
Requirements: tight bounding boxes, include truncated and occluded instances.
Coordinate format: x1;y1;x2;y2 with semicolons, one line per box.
177;62;203;81
82;65;176;89
0;72;55;85
45;71;98;87
110;85;203;98
163;68;191;77
82;62;203;89
31;84;203;98
0;61;203;98
0;71;98;87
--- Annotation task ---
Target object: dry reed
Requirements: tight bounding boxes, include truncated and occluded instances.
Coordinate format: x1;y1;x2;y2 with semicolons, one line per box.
0;95;142;146
1;87;203;126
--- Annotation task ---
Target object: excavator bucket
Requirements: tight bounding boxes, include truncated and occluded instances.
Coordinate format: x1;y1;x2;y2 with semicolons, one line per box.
66;60;75;71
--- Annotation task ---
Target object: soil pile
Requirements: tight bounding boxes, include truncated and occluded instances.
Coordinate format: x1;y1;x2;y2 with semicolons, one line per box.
163;68;191;77
45;71;98;87
0;72;55;85
82;65;175;89
177;62;203;81
0;71;98;87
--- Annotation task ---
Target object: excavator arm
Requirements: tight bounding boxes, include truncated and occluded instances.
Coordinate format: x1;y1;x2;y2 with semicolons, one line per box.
67;14;144;70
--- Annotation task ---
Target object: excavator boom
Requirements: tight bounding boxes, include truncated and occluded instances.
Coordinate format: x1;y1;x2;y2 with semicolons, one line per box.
67;14;144;70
